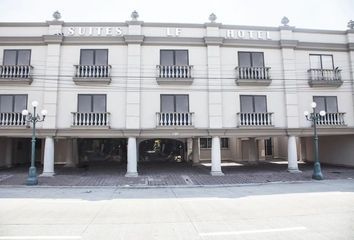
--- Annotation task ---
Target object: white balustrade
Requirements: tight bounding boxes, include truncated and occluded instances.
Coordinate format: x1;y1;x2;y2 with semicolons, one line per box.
308;69;342;82
0;112;26;126
157;65;193;78
72;112;110;126
75;65;111;78
0;65;32;79
236;67;270;80
315;112;345;126
157;112;193;126
237;112;273;126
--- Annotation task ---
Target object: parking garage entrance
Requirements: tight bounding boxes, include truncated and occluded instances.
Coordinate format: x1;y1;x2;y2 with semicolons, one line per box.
77;138;127;167
139;138;186;163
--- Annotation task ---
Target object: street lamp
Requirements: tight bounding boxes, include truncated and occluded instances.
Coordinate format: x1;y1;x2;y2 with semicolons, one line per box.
304;101;326;180
22;101;47;185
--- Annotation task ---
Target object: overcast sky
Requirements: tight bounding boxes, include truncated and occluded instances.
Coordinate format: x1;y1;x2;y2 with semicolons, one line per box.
0;0;353;30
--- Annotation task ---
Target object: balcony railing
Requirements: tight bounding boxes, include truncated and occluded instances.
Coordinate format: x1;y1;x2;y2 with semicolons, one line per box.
72;112;110;127
157;112;194;127
315;112;345;126
237;112;273;127
74;65;111;78
236;67;271;80
157;65;193;78
0;65;33;79
308;69;342;87
0;112;26;126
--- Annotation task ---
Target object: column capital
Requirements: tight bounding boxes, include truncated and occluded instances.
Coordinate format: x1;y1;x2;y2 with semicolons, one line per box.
124;35;144;44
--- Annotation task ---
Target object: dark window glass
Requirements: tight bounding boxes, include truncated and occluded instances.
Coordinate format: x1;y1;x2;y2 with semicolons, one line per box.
160;95;189;112
160;50;188;65
238;52;264;67
175;50;188;65
95;50;108;65
175;95;189;112
238;52;251;67
93;95;106;112
200;138;228;149
3;50;31;65
80;49;108;65
0;96;13;112
14;95;27;112
310;54;334;70
251;52;264;67
0;95;27;113
240;96;253;112
254;96;267;112
221;138;229;148
161;95;175;112
240;95;267;113
313;96;338;113
78;95;106;113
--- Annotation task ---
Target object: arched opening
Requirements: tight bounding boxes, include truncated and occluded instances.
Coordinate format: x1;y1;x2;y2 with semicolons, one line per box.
139;138;186;163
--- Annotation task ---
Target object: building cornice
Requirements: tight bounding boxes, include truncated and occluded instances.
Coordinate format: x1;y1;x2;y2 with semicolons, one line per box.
124;35;144;44
43;35;63;44
204;37;224;45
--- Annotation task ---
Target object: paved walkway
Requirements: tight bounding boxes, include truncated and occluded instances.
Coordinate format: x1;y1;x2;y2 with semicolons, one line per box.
0;161;353;187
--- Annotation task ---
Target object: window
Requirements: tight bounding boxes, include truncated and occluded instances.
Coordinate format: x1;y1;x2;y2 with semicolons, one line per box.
200;138;229;149
0;95;27;112
3;50;31;65
160;50;188;65
80;49;108;65
240;95;267;112
161;95;189;112
238;52;264;67
310;54;334;70
78;94;106;112
313;96;338;113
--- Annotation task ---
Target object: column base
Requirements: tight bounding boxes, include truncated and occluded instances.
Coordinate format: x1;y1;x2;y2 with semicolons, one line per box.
210;171;224;176
40;172;55;177
288;169;302;173
125;172;138;177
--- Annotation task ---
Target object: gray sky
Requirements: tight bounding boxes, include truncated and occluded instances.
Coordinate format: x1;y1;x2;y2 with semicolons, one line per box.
0;0;353;30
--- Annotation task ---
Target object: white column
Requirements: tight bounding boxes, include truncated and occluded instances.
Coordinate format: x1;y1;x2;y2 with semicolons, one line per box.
288;136;301;173
126;137;138;177
192;138;200;166
211;136;224;176
5;138;12;168
248;138;258;163
41;136;55;177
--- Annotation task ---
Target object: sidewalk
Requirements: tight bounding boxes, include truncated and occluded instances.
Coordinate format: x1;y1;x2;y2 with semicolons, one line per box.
0;161;353;187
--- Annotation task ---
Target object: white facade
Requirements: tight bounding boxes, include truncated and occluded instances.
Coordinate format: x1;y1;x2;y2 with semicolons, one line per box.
1;14;354;175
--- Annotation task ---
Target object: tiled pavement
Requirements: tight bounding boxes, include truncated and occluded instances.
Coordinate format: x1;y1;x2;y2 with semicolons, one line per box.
0;161;353;187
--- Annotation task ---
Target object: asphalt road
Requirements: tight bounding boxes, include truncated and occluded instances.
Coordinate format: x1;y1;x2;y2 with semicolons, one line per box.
0;180;353;240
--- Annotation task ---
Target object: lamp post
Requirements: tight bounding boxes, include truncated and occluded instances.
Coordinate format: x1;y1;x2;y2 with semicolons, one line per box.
22;101;47;185
304;102;326;180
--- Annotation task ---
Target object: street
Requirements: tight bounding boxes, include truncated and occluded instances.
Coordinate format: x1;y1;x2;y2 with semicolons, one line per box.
0;179;353;240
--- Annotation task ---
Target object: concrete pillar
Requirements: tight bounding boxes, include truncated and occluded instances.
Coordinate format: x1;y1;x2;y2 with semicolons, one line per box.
41;136;55;177
248;138;258;163
211;136;224;176
126;137;138;177
192;138;200;165
65;138;75;167
72;138;79;165
288;136;301;173
5;138;12;168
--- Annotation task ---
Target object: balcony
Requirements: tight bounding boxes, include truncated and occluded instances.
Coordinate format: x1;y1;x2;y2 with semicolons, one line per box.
308;69;342;87
156;112;194;127
315;112;345;126
235;67;271;86
72;112;110;127
0;65;33;84
73;65;111;85
156;65;193;85
0;112;26;127
237;112;273;127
